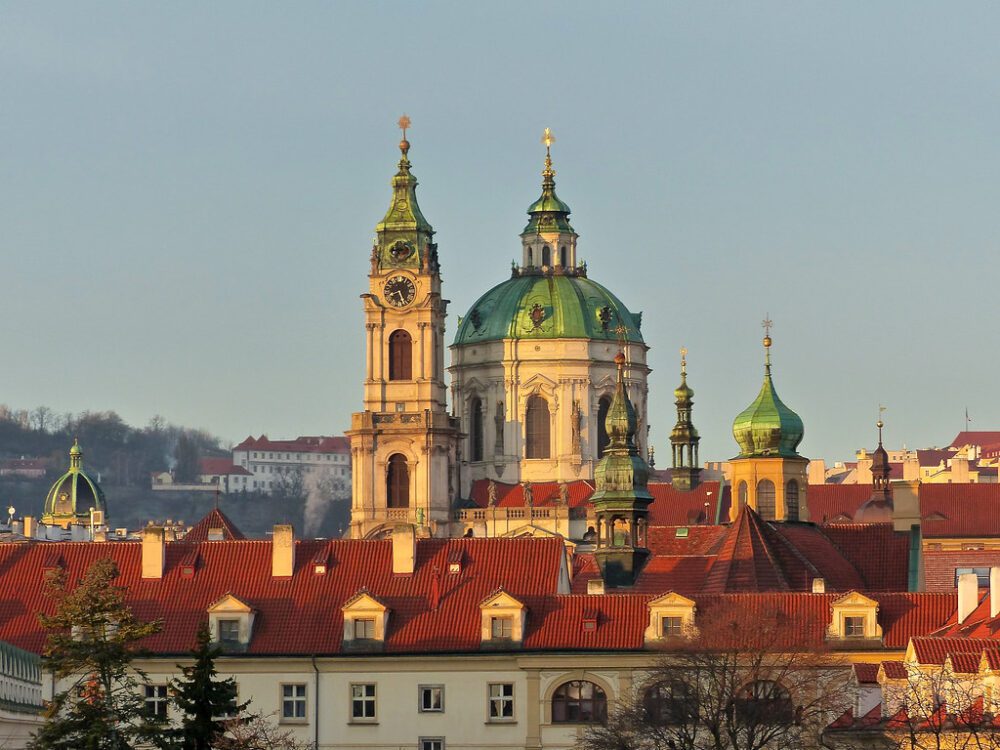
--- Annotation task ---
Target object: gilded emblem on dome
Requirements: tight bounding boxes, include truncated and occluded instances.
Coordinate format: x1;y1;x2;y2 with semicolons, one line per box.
529;303;546;330
469;308;482;330
597;306;612;331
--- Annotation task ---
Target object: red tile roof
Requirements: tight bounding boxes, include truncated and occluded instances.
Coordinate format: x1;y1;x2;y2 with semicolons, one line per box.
232;435;350;454
951;432;1000;449
881;660;907;679
924;550;1000;592
182;509;246;543
468;480;594;508
910;637;997;665
853;662;879;684
199;458;252;477
807;485;873;524
821;524;911;591
920;484;1000;538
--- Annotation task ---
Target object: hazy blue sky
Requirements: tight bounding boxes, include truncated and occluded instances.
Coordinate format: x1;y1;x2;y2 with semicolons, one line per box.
2;2;998;463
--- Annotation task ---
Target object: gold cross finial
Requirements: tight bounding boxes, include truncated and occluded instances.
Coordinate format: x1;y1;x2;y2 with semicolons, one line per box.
398;114;411;139
761;314;773;338
680;346;688;374
542;127;555;150
877;404;886;430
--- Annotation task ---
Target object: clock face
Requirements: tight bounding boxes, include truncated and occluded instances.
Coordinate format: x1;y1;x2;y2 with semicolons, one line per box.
384;275;416;307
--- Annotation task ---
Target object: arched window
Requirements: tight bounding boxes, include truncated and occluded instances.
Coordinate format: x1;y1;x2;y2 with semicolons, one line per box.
738;481;748;507
552;680;607;724
525;395;550;459
386;454;409;508
757;479;776;520
734;680;793;725
644;680;696;725
786;480;799;521
597;395;612;458
470;397;484;462
542;245;551;267
527;247;534;266
560;246;567;267
388;330;412;380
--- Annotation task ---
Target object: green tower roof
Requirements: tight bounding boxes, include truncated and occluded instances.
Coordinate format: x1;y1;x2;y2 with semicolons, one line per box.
454;274;644;346
522;128;575;235
591;352;653;510
42;439;108;527
732;336;804;458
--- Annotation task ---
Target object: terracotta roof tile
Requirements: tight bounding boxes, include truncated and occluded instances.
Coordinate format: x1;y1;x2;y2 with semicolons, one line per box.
468;479;593;508
182;509;246;543
821;524;911;591
920;484;1000;538
853;662;879;684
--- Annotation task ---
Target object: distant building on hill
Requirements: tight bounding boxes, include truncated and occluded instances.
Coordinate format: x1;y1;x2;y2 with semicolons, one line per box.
151;457;253;494
231;435;351;494
0;458;47;480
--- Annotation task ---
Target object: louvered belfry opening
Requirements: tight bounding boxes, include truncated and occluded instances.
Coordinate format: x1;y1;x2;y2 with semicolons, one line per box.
597;395;612;458
388;329;412;380
386;453;409;508
525;395;551;459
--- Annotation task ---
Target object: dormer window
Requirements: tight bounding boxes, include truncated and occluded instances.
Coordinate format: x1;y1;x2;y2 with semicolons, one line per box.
207;594;255;650
342;590;389;650
827;591;882;642
645;592;697;644
479;589;526;646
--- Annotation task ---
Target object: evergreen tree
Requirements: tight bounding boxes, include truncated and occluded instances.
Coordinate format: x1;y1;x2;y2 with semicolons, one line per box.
169;622;247;750
30;558;164;750
174;434;201;483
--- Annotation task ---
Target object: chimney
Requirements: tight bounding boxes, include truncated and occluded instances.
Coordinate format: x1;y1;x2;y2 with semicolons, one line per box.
22;516;36;539
812;578;826;594
991;568;1000;619
807;460;826;485
587;579;606;595
958;572;979;624
392;524;415;575
951;454;970;483
142;526;165;579
271;524;295;577
903;456;920;482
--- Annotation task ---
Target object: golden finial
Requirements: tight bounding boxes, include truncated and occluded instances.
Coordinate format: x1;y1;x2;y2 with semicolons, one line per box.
680;346;688;376
541;127;555;179
761;315;773;372
877;404;886;432
398;114;411;156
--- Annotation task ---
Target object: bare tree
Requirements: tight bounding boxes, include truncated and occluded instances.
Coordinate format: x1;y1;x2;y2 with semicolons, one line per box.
581;604;854;750
30;406;53;433
216;713;312;750
826;659;1000;750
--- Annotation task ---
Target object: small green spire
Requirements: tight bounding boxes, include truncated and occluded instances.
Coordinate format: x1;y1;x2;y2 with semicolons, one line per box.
69;438;82;472
592;352;653;503
670;348;701;490
522;128;574;235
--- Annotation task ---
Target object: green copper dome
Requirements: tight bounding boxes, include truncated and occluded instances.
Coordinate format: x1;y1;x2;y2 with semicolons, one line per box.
732;339;804;458
454;273;644;346
42;439;108;528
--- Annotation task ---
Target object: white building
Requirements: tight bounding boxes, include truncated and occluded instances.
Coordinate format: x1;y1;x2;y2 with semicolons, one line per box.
232;435;351;494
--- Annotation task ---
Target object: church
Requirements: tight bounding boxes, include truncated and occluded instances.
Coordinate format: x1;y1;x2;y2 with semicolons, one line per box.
347;120;808;542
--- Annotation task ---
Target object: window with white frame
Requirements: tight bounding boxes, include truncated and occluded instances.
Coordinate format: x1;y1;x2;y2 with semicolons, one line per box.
419;685;444;712
353;618;375;640
281;683;307;721
488;683;514;720
218;618;240;644
144;684;168;719
351;683;376;720
420;738;444;750
491;616;513;639
843;616;865;638
661;616;683;637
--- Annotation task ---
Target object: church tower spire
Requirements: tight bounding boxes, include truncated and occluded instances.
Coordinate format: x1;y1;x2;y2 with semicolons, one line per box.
348;118;460;539
518;128;580;274
670;348;701;491
591;352;653;587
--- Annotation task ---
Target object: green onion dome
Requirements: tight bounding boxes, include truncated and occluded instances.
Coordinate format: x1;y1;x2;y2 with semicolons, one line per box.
42;439;108;528
732;337;804;458
454;273;644;346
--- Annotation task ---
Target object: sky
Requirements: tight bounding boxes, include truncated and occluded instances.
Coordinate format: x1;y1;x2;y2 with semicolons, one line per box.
2;2;999;464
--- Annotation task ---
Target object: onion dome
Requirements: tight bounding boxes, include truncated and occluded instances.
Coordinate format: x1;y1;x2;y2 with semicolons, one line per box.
732;332;804;458
591;353;653;505
522;128;574;235
42;439;108;528
454;275;643;345
671;347;699;443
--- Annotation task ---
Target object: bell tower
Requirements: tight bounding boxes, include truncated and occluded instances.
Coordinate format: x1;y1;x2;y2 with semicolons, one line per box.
347;117;459;539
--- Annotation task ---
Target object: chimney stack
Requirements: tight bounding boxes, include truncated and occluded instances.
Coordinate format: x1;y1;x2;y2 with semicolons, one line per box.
272;524;295;577
392;524;416;575
22;516;36;539
958;572;979;624
142;526;165;579
812;578;826;594
991;568;1000;619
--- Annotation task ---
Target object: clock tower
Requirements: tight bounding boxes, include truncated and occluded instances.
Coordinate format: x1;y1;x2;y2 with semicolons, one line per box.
347;118;459;539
